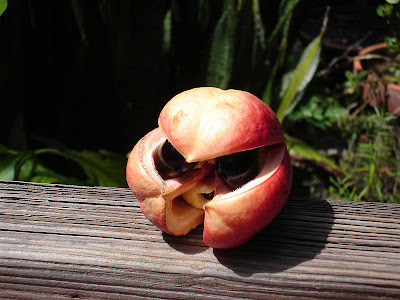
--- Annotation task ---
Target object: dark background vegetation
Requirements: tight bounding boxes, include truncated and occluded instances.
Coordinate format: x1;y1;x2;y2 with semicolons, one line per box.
1;0;379;152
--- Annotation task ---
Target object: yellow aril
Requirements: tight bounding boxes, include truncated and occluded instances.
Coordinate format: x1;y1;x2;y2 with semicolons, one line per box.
182;182;214;210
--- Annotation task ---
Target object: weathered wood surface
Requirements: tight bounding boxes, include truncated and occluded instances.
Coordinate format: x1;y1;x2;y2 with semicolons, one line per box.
0;181;400;299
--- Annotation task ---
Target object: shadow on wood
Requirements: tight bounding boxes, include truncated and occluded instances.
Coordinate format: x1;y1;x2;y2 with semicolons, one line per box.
162;198;334;275
162;227;208;255
214;198;334;276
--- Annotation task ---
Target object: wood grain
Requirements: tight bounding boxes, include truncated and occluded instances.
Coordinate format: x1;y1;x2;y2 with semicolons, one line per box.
0;181;400;299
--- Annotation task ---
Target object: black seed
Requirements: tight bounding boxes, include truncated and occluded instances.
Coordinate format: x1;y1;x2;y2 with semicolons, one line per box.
202;191;215;200
215;149;259;190
155;140;195;178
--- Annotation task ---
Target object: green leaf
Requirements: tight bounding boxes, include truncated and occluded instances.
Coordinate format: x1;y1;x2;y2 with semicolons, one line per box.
251;0;265;68
0;153;21;180
0;145;26;181
36;149;127;187
70;150;127;187
30;164;85;185
162;7;172;54
324;100;347;121
276;8;329;122
276;33;322;122
264;0;300;51
0;0;7;17
206;0;237;89
285;134;343;176
261;0;300;104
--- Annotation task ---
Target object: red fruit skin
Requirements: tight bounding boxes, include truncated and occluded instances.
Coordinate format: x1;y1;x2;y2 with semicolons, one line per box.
158;87;284;162
203;148;292;249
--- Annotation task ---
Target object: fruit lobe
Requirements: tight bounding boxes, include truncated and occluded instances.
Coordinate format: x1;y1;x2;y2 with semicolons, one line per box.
126;128;211;235
158;87;284;162
203;145;292;249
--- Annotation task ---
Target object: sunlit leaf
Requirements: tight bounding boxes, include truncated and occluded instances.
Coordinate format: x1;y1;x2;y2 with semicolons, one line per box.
0;150;20;180
69;150;127;187
277;34;322;122
162;7;172;54
276;8;329;122
285;134;343;177
0;0;7;17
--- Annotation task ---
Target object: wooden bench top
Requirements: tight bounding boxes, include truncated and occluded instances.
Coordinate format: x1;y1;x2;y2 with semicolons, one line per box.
0;181;400;299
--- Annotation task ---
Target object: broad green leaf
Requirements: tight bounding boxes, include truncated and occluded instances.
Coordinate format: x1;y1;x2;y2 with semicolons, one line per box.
206;0;236;89
30;164;85;185
0;0;7;17
0;153;21;180
285;134;343;177
16;156;80;184
70;150;127;187
0;145;25;180
36;149;127;187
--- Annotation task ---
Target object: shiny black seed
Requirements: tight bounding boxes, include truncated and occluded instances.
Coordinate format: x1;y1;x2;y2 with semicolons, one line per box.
202;191;215;200
155;140;195;178
215;149;259;190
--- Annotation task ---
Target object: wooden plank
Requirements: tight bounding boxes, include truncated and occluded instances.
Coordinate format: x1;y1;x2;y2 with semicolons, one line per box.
0;181;399;299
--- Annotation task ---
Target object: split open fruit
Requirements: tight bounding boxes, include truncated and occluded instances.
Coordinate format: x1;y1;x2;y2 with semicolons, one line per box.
126;87;292;249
